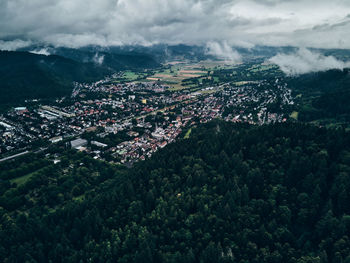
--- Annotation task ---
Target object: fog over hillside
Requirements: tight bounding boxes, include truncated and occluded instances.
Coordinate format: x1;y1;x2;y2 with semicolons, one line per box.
269;48;350;75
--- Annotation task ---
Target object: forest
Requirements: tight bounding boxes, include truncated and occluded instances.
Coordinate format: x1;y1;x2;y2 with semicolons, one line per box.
288;69;350;126
0;50;159;106
1;121;350;262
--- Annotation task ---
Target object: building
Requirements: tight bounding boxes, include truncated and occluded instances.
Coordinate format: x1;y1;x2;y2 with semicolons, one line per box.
0;121;13;130
41;106;75;118
91;141;108;148
70;138;88;149
15;107;27;111
49;136;63;143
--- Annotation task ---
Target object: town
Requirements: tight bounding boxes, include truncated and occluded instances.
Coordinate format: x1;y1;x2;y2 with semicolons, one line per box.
0;70;294;165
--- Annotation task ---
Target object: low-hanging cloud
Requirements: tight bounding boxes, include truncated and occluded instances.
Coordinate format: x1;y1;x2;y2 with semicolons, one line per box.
30;48;51;56
269;48;350;75
0;39;32;51
206;41;241;63
92;53;105;65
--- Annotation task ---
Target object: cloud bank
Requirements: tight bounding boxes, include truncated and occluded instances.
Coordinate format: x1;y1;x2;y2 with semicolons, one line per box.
1;0;350;50
269;48;350;75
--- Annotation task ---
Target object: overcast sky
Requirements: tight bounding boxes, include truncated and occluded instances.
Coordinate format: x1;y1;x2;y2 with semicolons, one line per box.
1;0;350;50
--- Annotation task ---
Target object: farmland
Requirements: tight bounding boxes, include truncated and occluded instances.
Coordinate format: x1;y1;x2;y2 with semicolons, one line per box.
143;60;242;91
106;60;285;94
146;62;207;89
112;70;150;82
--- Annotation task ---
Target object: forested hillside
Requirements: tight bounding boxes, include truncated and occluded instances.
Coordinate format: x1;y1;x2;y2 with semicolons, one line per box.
0;51;111;104
288;69;350;126
50;47;160;70
0;50;159;105
1;121;350;262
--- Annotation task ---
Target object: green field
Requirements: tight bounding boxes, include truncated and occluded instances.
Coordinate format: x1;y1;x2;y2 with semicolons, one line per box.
112;61;239;91
184;128;192;139
168;85;189;91
196;60;239;70
290;111;299;120
112;71;149;82
145;61;226;91
248;64;277;72
9;164;52;187
123;71;140;80
10;173;33;186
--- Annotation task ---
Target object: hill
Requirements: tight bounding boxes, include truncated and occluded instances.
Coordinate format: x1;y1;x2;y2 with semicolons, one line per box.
0;51;112;104
0;50;160;105
288;69;350;127
50;47;160;70
1;121;350;262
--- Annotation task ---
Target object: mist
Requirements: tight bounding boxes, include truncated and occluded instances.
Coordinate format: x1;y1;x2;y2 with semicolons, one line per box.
206;41;241;63
30;48;51;56
0;40;32;51
92;53;105;65
269;48;350;76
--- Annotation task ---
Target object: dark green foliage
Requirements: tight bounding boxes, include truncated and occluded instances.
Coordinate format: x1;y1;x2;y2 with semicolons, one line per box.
0;50;159;104
0;51;111;104
314;90;350;117
289;69;350;124
52;47;160;70
1;121;350;262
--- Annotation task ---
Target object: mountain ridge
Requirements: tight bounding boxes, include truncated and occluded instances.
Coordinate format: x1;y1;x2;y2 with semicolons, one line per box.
0;50;159;104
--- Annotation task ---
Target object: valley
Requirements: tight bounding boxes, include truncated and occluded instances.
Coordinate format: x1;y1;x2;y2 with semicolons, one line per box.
2;1;350;262
0;60;294;166
0;47;349;263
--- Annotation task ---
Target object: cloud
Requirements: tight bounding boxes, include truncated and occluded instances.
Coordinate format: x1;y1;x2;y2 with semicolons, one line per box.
92;53;105;65
0;39;32;51
29;48;51;56
1;0;350;49
206;41;241;62
269;48;350;75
